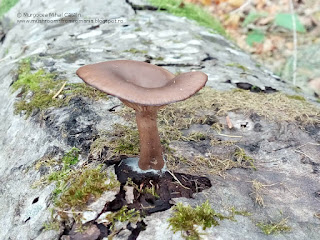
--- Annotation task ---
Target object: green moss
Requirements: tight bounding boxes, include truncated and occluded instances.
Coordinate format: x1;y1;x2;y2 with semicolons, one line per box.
233;147;256;170
90;135;109;157
112;86;320;173
0;0;19;17
114;86;319;173
64;83;108;100
106;205;141;229
35;148;121;231
168;201;231;240
172;87;320;124
256;218;291;235
12;59;56;92
12;59;108;118
226;63;248;72
169;201;252;239
43;219;60;231
156;87;320;140
34;156;59;171
54;166;120;210
126;177;159;198
229;206;252;217
124;48;148;54
148;0;226;36
89;125;140;161
46;148;81;198
185;132;207;141
37;148;120;210
61;147;80;168
110;124;140;155
286;94;306;101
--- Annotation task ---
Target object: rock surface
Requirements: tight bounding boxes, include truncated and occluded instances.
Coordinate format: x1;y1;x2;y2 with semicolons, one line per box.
0;0;319;240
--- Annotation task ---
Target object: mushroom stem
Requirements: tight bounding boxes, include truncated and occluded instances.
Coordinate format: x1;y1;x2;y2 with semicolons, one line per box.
135;109;164;170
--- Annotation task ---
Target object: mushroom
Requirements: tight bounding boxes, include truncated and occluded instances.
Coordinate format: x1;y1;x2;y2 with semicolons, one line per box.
76;60;207;170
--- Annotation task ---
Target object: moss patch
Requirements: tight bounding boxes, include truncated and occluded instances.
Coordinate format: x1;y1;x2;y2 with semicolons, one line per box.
54;166;119;210
125;177;159;198
156;87;319;137
158;87;320;125
90;124;140;159
92;87;319;173
36;147;120;215
12;59;108;118
286;94;306;101
106;205;141;229
168;201;248;240
0;0;19;17
112;87;320;174
89;125;140;161
256;218;291;235
233;147;256;170
226;63;248;72
97;86;320;172
148;0;226;36
182;147;255;176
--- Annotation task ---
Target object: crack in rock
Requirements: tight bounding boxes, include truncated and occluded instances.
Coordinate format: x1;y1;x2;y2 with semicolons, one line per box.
125;0;166;14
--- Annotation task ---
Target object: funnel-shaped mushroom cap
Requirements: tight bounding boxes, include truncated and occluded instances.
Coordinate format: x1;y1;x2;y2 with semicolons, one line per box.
76;60;208;106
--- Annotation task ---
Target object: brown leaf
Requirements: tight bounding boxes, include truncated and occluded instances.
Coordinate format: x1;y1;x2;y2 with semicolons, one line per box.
225;14;241;29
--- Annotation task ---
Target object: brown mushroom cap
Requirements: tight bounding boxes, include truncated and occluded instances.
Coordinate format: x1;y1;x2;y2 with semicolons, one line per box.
76;60;208;106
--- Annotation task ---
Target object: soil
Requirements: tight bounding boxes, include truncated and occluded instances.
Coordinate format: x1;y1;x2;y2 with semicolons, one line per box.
61;159;212;240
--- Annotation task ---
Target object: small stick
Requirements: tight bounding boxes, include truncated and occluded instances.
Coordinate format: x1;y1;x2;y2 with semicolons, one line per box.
54;208;84;214
167;170;190;190
296;142;320;149
52;81;67;99
217;133;243;138
294;149;316;162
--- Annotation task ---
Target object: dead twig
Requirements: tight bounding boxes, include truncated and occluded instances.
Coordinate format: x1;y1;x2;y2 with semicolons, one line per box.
248;180;281;207
167;169;190;190
217;133;243;138
52;81;67;99
54;208;84;214
294;149;316;162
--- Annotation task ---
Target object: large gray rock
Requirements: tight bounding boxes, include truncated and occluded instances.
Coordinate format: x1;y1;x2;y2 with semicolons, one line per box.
0;0;319;240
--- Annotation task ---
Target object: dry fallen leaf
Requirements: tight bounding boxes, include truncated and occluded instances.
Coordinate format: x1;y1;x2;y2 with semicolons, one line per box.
224;14;241;29
228;0;245;8
201;0;212;6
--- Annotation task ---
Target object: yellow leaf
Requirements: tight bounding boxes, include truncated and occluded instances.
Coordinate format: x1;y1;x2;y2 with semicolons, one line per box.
201;0;212;5
227;0;245;8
